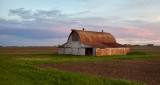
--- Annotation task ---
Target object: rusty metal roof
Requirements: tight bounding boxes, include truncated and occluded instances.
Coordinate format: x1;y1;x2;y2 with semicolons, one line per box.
72;29;124;48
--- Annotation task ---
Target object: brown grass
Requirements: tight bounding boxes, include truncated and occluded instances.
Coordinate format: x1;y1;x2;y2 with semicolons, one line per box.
0;46;57;54
131;46;160;54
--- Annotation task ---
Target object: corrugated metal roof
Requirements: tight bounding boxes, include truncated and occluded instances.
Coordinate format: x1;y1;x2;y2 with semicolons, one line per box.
72;29;124;48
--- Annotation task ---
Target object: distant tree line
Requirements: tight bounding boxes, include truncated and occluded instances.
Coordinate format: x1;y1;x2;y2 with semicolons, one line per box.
124;44;154;47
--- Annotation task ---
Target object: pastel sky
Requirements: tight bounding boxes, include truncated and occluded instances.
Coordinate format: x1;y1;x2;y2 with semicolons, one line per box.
0;0;160;46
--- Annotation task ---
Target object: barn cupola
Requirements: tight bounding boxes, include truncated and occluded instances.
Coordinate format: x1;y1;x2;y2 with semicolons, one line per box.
102;30;104;32
82;28;85;31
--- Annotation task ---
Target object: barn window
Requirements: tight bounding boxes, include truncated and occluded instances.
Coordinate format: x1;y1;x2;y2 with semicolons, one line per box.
72;32;79;41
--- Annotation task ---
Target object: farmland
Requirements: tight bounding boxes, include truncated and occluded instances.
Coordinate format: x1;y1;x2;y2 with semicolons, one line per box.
131;46;160;54
37;57;160;85
1;46;160;54
0;46;57;54
0;46;160;85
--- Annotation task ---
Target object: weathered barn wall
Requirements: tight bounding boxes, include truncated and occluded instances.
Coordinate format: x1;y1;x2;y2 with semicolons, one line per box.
77;48;85;55
58;31;91;55
64;48;72;54
93;48;96;56
58;48;65;54
58;47;86;55
96;48;130;56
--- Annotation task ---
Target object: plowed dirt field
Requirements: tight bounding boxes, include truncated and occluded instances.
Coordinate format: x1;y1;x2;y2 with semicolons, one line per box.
37;57;160;85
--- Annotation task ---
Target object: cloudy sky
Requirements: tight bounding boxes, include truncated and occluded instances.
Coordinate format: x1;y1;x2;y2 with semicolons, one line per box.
0;0;160;46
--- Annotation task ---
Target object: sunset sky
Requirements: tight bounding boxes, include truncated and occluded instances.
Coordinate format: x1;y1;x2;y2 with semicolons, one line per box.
0;0;160;46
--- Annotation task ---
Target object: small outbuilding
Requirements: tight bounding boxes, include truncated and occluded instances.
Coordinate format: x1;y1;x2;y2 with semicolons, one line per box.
58;29;130;56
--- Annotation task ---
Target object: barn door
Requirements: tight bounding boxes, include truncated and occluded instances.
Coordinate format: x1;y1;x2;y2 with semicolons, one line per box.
85;48;93;56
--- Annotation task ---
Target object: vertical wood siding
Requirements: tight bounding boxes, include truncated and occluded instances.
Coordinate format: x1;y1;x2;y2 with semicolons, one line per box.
96;48;130;56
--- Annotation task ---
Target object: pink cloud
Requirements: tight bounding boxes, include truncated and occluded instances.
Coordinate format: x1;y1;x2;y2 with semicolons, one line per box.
117;38;160;45
109;25;159;40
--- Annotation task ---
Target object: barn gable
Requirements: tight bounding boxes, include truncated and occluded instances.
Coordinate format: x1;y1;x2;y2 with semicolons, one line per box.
60;30;91;48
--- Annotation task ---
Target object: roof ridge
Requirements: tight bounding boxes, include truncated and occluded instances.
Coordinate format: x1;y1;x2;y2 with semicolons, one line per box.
71;29;110;34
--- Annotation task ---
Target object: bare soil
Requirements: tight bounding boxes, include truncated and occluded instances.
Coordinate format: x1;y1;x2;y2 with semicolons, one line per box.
131;46;160;54
16;57;54;60
37;57;160;85
0;47;57;54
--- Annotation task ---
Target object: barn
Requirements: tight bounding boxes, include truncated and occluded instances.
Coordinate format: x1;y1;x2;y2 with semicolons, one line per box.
58;28;130;56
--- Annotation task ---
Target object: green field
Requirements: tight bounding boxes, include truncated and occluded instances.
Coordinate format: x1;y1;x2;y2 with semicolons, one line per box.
1;53;160;85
